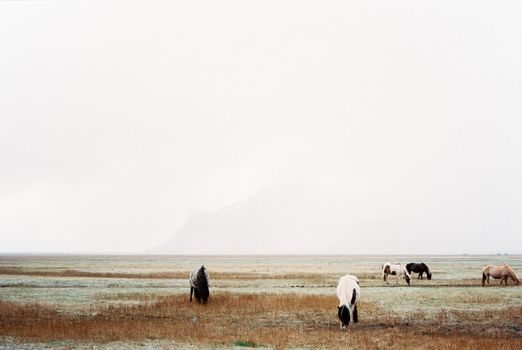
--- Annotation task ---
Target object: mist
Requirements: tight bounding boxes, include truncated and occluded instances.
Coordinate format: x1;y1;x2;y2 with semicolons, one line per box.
1;0;521;254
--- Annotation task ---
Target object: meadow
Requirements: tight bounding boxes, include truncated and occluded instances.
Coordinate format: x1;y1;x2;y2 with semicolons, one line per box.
0;255;521;349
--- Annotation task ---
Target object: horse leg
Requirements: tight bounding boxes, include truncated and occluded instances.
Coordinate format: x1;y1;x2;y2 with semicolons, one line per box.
353;304;358;323
194;288;201;304
418;272;422;280
190;287;193;302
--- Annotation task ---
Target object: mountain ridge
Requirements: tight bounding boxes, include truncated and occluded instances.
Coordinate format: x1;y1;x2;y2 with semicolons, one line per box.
150;184;356;255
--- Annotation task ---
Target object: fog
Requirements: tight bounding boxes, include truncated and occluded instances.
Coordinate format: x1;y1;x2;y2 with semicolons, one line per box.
1;0;521;254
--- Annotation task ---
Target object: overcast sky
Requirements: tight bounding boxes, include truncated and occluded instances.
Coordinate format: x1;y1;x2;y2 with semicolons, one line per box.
1;0;521;254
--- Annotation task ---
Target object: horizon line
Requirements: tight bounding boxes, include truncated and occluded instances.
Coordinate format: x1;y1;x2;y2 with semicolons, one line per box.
0;252;520;257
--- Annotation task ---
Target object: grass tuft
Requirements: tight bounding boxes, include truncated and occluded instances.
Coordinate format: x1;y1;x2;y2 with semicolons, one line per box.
233;340;259;347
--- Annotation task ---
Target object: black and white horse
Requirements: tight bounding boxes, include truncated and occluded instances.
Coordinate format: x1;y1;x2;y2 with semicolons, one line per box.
382;263;411;286
189;265;210;304
406;262;432;280
336;275;360;329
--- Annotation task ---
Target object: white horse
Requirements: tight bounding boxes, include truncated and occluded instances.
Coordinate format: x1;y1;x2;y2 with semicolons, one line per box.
382;263;411;286
336;275;361;329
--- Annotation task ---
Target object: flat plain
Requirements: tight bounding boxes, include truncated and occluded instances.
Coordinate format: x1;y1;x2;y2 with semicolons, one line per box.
0;255;521;349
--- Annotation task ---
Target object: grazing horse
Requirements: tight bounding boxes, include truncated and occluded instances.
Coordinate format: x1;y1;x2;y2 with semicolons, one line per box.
482;265;519;287
382;263;411;286
336;275;360;329
406;262;432;280
189;265;210;304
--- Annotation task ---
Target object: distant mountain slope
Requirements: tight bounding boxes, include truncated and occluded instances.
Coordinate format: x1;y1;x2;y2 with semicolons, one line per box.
151;184;361;255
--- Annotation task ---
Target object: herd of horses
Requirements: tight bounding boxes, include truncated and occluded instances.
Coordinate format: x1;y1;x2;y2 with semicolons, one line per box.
188;263;519;330
381;262;432;286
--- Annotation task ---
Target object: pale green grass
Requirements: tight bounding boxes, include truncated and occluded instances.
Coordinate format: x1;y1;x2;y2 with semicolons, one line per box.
0;254;520;344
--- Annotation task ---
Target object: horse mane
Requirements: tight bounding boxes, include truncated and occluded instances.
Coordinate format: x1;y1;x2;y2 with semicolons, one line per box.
196;266;210;302
423;262;432;275
401;264;411;277
505;265;519;281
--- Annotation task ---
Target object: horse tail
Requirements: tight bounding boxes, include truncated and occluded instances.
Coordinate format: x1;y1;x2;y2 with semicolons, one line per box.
482;270;487;287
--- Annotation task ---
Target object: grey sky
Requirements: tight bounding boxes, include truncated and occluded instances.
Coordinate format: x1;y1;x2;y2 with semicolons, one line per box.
1;1;521;253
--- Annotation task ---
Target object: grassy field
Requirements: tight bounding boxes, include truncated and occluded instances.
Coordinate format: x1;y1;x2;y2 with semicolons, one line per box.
0;255;521;349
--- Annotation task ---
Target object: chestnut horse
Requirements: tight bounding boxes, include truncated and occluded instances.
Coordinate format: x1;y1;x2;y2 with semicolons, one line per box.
481;265;519;286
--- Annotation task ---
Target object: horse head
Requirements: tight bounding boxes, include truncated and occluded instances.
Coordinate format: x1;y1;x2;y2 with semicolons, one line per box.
337;305;350;328
427;271;432;280
504;266;520;285
405;273;411;286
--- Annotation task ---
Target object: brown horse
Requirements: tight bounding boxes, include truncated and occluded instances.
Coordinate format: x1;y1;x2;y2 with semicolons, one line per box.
481;264;519;286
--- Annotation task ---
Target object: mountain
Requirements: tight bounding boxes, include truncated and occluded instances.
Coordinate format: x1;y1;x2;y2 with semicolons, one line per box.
151;184;363;255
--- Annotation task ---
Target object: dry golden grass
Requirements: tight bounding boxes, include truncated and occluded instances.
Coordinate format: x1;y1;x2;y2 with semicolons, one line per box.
1;293;521;349
0;267;333;282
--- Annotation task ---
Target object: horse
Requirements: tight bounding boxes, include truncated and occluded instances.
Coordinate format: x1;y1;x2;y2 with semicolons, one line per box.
336;275;360;329
382;263;411;286
406;262;432;280
481;265;519;287
189;265;210;304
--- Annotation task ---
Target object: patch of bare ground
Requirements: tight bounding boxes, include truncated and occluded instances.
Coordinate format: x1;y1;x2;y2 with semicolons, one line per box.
1;293;520;349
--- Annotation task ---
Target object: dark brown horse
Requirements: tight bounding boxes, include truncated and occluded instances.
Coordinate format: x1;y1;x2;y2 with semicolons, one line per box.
406;262;432;280
189;265;210;304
